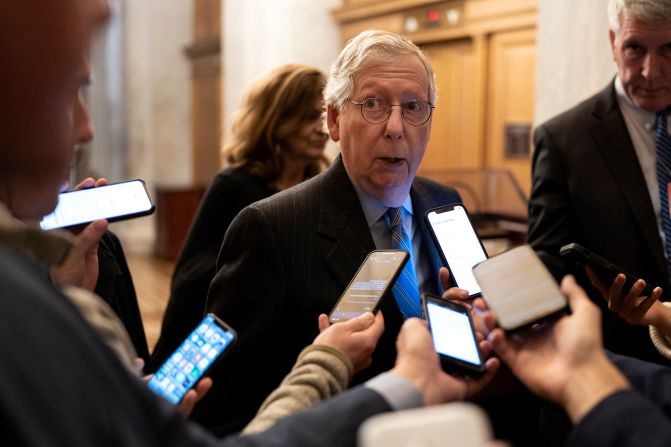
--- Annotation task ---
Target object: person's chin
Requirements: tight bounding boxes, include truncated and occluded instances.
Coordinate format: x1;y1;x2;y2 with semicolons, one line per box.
632;90;670;113
366;177;412;207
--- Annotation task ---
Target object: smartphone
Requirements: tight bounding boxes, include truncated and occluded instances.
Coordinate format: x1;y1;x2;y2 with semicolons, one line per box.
329;250;409;323
422;294;485;376
40;179;155;230
560;242;660;298
472;244;568;331
425;204;488;298
148;313;236;405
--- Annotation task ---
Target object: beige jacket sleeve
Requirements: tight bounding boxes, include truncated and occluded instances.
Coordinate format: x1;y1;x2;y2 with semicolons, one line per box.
241;344;353;435
650;302;671;360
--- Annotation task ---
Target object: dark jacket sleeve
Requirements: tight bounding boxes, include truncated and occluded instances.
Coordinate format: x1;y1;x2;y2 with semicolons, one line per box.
568;390;671;447
527;124;572;280
152;171;272;367
219;387;392;447
607;350;671;416
95;230;151;370
191;204;296;435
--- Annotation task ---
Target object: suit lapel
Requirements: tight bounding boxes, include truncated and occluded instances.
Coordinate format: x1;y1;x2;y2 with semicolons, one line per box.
590;84;668;278
318;156;376;287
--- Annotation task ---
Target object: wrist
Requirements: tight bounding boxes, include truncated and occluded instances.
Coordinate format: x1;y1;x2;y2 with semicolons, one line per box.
652;302;671;335
561;353;629;423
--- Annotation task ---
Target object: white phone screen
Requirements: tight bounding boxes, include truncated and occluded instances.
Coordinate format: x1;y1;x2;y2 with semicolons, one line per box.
427;205;487;295
40;180;153;230
426;301;481;366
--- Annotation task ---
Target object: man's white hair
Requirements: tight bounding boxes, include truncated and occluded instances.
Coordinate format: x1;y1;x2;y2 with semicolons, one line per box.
608;0;671;34
324;29;436;111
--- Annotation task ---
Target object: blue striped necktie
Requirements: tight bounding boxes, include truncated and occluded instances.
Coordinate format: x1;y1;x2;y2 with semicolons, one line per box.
385;207;422;318
655;108;671;275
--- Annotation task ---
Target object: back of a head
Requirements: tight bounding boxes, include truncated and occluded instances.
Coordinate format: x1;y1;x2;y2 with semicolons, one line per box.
0;0;109;219
324;29;436;112
608;0;671;33
224;63;326;180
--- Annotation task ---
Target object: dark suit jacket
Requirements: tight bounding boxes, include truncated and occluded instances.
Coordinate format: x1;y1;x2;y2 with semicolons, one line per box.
152;167;276;368
528;81;669;364
193;156;460;435
0;243;392;447
95;230;152;371
568;352;671;446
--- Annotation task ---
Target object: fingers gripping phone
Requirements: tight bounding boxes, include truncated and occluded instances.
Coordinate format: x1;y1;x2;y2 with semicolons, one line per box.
329;250;409;323
148;313;236;405
40;179;155;230
425;204;488;298
422;294;485;376
560;243;662;298
472;244;568;331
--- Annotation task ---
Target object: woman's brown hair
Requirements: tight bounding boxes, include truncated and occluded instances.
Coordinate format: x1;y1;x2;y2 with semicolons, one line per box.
223;64;328;185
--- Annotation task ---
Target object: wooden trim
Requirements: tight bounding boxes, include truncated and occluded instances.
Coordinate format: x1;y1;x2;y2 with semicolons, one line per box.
333;0;443;22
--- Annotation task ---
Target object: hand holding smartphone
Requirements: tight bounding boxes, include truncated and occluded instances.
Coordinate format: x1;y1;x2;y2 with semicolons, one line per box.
560;243;661;298
425;204;488;298
472;244;568;331
421;293;485;376
148;313;236;405
329;250;409;323
40;179;155;230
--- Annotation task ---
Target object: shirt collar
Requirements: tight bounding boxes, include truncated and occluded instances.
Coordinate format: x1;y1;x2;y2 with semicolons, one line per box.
352;184;413;229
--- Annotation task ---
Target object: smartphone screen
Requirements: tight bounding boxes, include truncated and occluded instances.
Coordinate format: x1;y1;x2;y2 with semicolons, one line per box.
40;179;154;230
473;244;567;331
426;204;488;297
423;295;484;375
148;314;236;405
329;250;409;323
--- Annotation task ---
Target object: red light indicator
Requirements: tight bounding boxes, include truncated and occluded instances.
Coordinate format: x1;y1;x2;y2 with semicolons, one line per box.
427;9;440;22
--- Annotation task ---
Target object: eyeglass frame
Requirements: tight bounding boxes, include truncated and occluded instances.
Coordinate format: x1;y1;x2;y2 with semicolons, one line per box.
349;97;435;126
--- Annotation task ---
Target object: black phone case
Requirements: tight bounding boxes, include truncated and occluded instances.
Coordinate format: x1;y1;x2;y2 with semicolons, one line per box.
424;203;488;298
421;293;485;376
560;243;659;298
328;249;409;323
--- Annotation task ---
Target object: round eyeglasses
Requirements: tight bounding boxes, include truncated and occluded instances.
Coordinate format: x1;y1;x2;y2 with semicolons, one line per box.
349;97;435;126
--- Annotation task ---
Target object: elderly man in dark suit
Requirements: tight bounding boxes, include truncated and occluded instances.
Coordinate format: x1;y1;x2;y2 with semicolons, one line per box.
198;29;461;435
0;2;502;445
528;0;671;364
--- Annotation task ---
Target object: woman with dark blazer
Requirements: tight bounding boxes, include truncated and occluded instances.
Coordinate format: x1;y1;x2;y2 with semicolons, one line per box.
152;64;329;366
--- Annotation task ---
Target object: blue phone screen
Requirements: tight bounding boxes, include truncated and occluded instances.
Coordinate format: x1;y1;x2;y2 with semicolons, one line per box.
148;314;235;404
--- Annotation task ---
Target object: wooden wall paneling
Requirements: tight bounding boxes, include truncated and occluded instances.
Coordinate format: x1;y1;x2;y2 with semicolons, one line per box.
420;38;481;172
485;28;536;196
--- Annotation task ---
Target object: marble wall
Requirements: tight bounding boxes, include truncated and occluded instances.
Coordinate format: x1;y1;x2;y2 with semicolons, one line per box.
535;0;614;125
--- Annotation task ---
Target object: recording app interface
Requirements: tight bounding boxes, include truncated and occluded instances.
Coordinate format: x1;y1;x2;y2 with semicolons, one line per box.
148;315;235;405
330;251;407;322
428;206;486;295
426;301;481;366
40;181;153;230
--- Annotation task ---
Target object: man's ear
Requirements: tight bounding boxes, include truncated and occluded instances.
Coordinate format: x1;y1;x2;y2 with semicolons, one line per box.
609;29;617;58
327;106;341;142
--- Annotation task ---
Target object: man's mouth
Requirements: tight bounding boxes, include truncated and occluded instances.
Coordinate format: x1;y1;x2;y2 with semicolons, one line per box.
380;157;404;164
